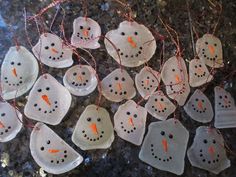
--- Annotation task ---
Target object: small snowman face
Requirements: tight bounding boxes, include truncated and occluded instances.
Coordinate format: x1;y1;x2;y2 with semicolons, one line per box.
135;67;161;99
145;91;176;120
105;21;156;67
101;69;136;102
63;65;98;96
184;89;213;123
1;46;39;100
72;105;114;150
187;126;230;174
139;119;189;175
0;102;22;142
71;17;101;49
196;34;223;68
189;59;213;87
114;100;147;145
32;33;73;68
24;74;72;125
30;122;83;174
161;56;190;106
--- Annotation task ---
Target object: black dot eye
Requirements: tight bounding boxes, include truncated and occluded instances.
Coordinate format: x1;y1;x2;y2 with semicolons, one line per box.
97;118;101;122
1;113;6;116
195;98;199;101
82;72;86;75
203;139;208;144
219;96;222;99
160;98;164;101
134;114;137;118
17;63;21;66
37;89;42;92
115;77;119;81
199;64;202;67
87;117;91;122
88;27;91;30
214;43;217;46
195;65;198;68
126;112;131;115
160;131;165;136
45;46;49;50
51;43;55;46
205;41;208;45
121;77;125;81
40;147;45;151
169;134;173;139
73;72;77;76
172;69;175;72
46;87;50;91
213;139;216;144
134;32;138;35
47;140;51;144
11;62;14;65
121;32;125;36
80;26;83;29
225;95;228;99
154;98;158;102
202;99;205;102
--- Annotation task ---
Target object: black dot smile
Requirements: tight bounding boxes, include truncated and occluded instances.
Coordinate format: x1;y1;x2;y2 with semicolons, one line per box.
81;130;105;142
150;144;172;162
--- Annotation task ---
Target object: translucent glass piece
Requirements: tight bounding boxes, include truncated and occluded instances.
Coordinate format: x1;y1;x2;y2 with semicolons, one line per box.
214;86;236;128
32;33;73;68
139;118;189;175
0;102;22;142
187;126;230;174
71;17;101;49
30;122;83;174
145;91;176;120
101;69;136;102
72;105;114;150
184;89;213;123
24;74;72;125
196;34;223;68
114;100;147;145
105;21;156;67
63;65;98;96
189;59;213;87
161;56;190;106
1;46;38;100
135;67;161;99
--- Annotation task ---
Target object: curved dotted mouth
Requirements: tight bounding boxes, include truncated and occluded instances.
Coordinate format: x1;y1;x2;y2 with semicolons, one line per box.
194;72;206;78
77;33;94;41
50;150;68;164
117;46;143;59
191;104;207;113
71;79;89;87
33;101;58;114
150;144;172;162
108;84;127;96
3;76;23;87
141;79;156;91
169;83;187;95
0;126;12;136
151;106;167;113
48;51;64;61
201;49;218;62
81;130;105;142
120;122;136;133
218;102;232;109
199;149;220;165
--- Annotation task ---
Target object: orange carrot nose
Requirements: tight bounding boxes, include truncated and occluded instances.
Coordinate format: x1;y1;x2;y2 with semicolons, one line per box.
197;68;203;74
0;121;5;128
223;98;228;105
116;82;122;91
48;149;60;154
41;95;51;106
90;123;98;135
162;138;168;153
208;146;215;156
51;48;59;54
145;79;150;86
12;68;17;77
127;36;137;48
175;74;180;83
128;117;134;127
197;101;203;110
83;29;89;37
208;45;215;55
77;75;83;81
156;101;163;110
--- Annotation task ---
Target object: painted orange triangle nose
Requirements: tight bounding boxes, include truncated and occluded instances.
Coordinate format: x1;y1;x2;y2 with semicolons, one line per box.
127;36;137;48
12;68;17;77
208;45;215;55
156;101;163;110
198;101;203;110
41;95;51;106
116;82;122;91
208;146;215;155
128;117;134;127
90;123;98;135
145;79;150;86
175;74;180;83
51;48;59;54
162;138;168;153
77;75;83;81
83;29;89;37
0;121;5;128
48;149;60;154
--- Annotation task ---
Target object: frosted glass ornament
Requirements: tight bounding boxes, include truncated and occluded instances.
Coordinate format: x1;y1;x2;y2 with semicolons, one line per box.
114;100;147;145
101;69;136;102
161;56;190;106
0;102;22;142
139;119;189;175
135;67;161;99
1;46;38;100
184;89;213;123
32;33;73;68
104;21;156;67
72;105;114;150
30;122;83;174
187;126;230;174
214;86;236;128
189;59;213;87
145;91;176;120
63;65;98;96
196;34;223;68
71;17;101;49
24;74;72;125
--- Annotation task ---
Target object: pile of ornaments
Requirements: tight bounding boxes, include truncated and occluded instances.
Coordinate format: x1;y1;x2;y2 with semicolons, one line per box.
0;14;234;175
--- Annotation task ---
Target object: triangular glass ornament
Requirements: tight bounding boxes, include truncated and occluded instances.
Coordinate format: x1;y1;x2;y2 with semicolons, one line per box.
63;65;98;96
189;59;213;87
104;21;156;67
135;67;161;99
30;122;83;174
187;126;230;174
196;34;224;68
184;89;213;123
71;17;101;49
161;56;190;106
1;46;38;100
214;86;236;128
0;102;22;142
32;33;73;68
24;74;72;125
139;118;189;175
101;69;136;102
114;100;147;146
145;91;176;120
72;105;114;150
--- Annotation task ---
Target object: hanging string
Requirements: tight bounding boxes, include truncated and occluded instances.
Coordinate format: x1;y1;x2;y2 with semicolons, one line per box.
114;0;133;22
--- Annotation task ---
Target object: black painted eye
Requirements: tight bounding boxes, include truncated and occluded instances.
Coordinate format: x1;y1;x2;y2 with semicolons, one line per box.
40;147;45;151
134;114;137;118
97;118;101;122
88;27;91;30
80;26;83;29
195;98;199;101
199;64;202;67
202;99;205;103
1;113;6;116
160;131;165;136
203;139;208;144
205;41;208;45
160;98;164;101
195;65;198;68
121;32;125;36
134;32;138;35
51;43;55;46
37;89;42;92
45;46;49;50
11;62;14;65
126;111;131;115
121;77;125;81
219;96;222;99
82;72;86;75
169;134;173;139
172;69;175;72
154;98;158;102
47;140;51;144
115;77;119;81
212;139;216;144
225;95;228;99
87;117;91;122
73;72;77;76
46;87;50;91
214;43;217;46
17;63;21;66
